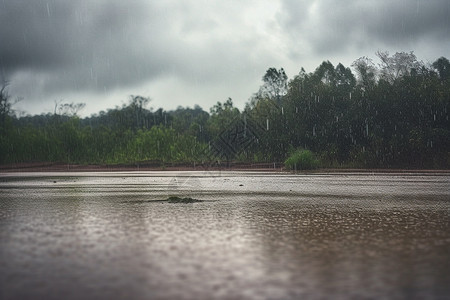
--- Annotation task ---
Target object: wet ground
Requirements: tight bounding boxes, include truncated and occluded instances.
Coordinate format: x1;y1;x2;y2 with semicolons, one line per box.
1;171;449;299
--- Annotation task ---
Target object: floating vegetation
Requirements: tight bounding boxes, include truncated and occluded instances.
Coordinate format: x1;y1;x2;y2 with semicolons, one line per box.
122;196;204;204
167;196;203;203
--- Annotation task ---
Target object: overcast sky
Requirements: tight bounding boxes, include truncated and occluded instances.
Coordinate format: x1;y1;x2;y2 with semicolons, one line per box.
1;0;449;117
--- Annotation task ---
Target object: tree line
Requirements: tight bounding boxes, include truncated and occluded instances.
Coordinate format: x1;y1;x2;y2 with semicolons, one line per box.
1;51;449;169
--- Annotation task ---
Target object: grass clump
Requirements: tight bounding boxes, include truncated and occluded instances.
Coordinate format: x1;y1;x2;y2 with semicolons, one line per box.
284;148;319;171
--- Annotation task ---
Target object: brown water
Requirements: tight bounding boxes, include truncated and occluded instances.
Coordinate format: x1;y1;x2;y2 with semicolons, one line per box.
1;171;449;299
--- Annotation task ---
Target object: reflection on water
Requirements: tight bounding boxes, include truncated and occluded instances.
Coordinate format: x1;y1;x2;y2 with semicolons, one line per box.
1;172;449;299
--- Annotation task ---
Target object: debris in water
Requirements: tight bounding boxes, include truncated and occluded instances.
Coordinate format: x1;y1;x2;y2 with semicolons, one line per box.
167;196;203;203
122;197;205;204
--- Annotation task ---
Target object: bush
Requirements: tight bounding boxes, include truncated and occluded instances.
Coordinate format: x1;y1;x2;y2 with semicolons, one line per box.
284;148;319;170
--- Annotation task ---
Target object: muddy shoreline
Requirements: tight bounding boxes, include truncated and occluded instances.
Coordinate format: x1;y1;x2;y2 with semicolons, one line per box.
1;161;449;174
0;161;284;172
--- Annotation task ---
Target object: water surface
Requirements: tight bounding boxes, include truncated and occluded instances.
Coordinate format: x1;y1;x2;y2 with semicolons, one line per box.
1;171;449;299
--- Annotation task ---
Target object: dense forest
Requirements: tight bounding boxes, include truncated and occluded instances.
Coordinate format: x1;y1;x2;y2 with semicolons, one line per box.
1;51;449;169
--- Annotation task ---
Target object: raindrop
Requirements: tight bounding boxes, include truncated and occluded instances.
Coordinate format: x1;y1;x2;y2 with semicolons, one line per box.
266;118;269;131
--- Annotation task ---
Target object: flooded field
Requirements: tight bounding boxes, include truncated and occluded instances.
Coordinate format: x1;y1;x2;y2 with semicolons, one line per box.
1;171;449;299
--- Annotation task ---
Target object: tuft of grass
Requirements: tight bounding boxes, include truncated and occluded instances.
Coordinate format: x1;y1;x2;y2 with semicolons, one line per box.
284;148;319;171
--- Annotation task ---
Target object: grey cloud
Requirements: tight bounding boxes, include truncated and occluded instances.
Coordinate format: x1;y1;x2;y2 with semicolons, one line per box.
1;0;269;95
280;0;450;57
1;0;181;91
1;0;277;115
0;0;72;70
0;0;154;70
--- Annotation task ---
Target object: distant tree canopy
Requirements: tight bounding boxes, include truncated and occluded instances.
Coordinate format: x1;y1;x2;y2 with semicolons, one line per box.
1;52;449;169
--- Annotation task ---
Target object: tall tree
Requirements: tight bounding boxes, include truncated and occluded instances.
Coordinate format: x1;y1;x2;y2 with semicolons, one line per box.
313;61;336;85
432;57;450;81
0;82;20;128
258;67;288;101
376;51;423;83
55;101;86;117
351;56;377;91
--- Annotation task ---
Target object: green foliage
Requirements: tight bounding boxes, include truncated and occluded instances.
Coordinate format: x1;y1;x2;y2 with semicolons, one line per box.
207;98;240;139
284;149;319;170
125;126;203;164
2;53;449;169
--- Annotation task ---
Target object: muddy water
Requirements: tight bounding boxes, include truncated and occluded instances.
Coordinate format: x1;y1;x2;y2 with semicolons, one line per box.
1;171;449;299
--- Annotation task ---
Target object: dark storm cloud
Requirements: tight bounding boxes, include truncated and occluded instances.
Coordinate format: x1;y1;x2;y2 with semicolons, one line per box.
279;0;450;56
0;0;173;90
0;0;71;70
0;1;269;100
